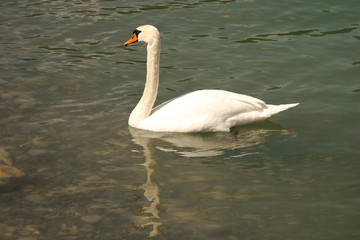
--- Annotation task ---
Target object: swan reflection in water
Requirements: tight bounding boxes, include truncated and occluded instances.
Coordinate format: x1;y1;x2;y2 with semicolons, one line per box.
128;121;296;236
130;131;162;237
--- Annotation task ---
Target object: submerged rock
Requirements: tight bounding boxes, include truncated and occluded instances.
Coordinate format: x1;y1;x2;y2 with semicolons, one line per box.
0;164;25;192
0;164;25;179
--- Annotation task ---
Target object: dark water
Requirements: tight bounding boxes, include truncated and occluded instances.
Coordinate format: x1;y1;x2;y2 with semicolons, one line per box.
1;0;359;239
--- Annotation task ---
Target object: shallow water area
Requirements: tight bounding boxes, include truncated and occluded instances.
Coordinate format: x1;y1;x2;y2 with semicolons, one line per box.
1;0;359;239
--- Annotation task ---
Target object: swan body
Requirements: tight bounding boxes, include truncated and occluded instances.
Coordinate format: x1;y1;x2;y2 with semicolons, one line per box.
124;25;299;132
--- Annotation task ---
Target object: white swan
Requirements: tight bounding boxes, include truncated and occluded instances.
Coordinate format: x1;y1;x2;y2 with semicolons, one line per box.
124;25;299;132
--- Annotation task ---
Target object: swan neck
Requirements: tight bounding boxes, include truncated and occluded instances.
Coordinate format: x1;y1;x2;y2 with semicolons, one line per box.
145;42;160;101
129;39;160;127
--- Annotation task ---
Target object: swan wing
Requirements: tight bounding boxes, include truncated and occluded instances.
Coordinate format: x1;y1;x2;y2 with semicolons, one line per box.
139;90;273;132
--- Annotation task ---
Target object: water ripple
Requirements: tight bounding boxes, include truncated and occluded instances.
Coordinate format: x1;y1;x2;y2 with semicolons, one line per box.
1;0;359;239
235;26;359;43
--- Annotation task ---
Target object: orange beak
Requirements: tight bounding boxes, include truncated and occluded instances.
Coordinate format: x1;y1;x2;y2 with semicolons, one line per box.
124;33;138;46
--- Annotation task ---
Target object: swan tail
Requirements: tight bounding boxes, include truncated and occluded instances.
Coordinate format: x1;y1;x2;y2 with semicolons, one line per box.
267;103;299;116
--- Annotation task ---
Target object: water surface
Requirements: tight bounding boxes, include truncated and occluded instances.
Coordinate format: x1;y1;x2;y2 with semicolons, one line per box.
1;0;359;239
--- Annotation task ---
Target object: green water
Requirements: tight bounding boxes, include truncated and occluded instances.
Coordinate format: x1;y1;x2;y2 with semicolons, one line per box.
1;0;359;239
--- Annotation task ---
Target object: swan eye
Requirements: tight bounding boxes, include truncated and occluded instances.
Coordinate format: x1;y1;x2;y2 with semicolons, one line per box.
133;29;141;37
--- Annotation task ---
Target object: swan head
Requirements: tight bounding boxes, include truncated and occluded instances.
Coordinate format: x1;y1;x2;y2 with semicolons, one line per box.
124;25;160;46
